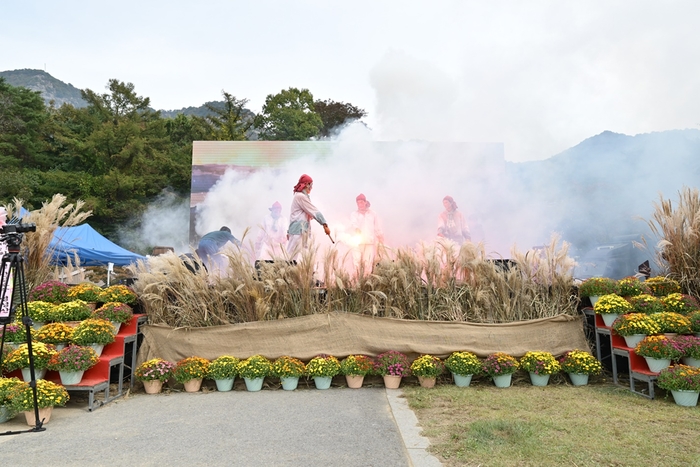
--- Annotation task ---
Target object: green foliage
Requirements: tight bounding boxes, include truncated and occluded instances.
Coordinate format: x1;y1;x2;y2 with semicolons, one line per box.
202;91;254;140
313;99;366;137
254;87;323;140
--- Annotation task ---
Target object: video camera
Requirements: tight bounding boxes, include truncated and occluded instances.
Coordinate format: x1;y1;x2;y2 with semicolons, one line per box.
0;222;37;235
0;220;36;253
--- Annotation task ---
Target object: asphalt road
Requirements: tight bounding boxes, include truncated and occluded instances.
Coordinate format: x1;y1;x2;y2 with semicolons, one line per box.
0;383;440;467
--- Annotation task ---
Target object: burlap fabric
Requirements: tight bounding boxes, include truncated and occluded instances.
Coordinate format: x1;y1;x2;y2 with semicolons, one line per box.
137;312;590;364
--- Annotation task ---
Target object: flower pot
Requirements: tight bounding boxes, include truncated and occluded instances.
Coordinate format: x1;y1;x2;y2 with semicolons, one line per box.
86;302;97;311
21;368;46;382
345;375;364;389
671;389;700;407
313;376;332;390
568;373;589;386
418;376;436;388
0;405;13;424
492;374;512;388
601;313;620;327
529;372;550;387
244;377;264;392
280;376;299;391
383;375;402;389
143;380;163;394
32;321;45;331
59;370;85;385
588;296;600;306
88;344;104;357
112;322;121;334
24;407;53;426
214;378;235;392
183;378;203;392
623;334;646;349
452;373;473;387
682;357;700;368
644;357;671;373
54;343;66;351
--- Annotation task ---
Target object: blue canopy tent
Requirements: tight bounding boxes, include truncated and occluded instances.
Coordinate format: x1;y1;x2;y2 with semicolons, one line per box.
49;224;145;267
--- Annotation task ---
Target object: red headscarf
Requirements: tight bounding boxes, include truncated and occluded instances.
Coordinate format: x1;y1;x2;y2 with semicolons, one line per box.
443;195;457;210
293;174;313;193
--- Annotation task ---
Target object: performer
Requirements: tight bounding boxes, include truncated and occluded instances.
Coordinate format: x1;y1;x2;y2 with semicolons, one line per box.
255;201;288;261
437;196;471;243
195;226;241;274
350;193;384;274
287;174;330;261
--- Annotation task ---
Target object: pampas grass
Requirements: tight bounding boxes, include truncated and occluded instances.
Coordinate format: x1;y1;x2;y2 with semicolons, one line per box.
130;234;579;328
646;187;700;298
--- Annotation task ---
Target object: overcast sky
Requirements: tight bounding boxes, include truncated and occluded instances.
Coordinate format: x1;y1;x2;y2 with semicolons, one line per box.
2;1;699;162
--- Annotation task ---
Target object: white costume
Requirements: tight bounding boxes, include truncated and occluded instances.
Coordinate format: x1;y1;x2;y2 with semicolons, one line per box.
287;191;327;261
349;194;384;274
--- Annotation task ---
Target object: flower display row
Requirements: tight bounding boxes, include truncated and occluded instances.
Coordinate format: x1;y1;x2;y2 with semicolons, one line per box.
132;349;604;393
28;282;138;306
579;276;685;300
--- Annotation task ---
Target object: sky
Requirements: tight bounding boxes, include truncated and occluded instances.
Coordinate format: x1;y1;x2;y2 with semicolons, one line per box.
2;0;699;163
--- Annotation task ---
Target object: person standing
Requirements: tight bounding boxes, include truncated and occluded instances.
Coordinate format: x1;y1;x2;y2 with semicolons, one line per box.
255;201;288;261
287;174;330;261
437;196;471;243
350;193;384;274
195;226;241;274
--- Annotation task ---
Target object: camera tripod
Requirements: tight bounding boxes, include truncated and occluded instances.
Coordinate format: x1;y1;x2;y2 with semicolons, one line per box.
0;227;46;434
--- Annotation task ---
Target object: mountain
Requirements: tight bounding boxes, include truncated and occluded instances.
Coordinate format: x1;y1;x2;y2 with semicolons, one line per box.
0;69;87;108
0;68;251;120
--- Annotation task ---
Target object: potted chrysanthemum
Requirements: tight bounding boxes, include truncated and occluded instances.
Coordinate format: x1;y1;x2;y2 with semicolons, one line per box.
238;355;272;392
208;355;240;392
271;356;306;391
445;351;482;387
657;364;700;407
173;356;210;393
92;302;133;333
67;282;103;306
4;342;57;381
339;355;374;389
518;351;561;386
410;355;444;388
671;335;700;367
628;294;664;315
559;350;602;386
635;335;682;373
612;313;661;348
26;301;55;329
0;377;24;423
28;281;69;304
306;354;341;390
374;350;411;389
662;293;700;315
71;318;115;356
617;276;651;298
34;322;74;350
97;285;138;305
135;358;176;394
53;300;93;322
690;311;700;336
594;294;633;327
482;352;519;388
47;345;99;385
578;277;619;305
651;312;692;335
9;379;69;426
644;276;681;297
0;323;28;346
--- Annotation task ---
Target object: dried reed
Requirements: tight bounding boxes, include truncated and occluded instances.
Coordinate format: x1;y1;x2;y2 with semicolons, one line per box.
646;187;700;297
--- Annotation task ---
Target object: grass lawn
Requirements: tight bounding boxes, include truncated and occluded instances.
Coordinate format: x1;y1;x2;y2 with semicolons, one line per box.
403;373;700;466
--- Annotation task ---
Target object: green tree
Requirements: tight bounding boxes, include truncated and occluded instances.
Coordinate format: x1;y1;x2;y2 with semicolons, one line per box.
0;78;49;168
202;91;254;140
313;99;366;137
254;87;323;140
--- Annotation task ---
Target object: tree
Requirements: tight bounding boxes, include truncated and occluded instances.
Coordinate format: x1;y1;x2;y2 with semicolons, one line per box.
202;91;254;141
313;99;366;137
0;78;49;168
254;87;323;140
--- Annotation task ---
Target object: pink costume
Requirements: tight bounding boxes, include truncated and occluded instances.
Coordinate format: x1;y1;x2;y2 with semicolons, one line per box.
255;202;288;261
350;194;384;273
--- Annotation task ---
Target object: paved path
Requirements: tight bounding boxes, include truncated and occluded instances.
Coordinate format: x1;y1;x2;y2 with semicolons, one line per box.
0;385;442;467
